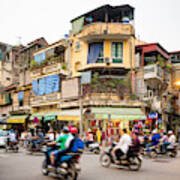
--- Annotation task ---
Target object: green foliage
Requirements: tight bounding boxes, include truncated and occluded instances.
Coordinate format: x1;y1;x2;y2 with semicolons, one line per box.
157;54;164;62
30;59;38;70
61;62;67;70
166;63;172;69
130;94;138;100
90;72;132;96
157;54;165;67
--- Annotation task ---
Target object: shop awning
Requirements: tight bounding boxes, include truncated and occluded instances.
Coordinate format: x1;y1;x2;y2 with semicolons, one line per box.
91;107;146;120
57;110;81;121
7;115;28;124
44;114;57;121
30;111;62;121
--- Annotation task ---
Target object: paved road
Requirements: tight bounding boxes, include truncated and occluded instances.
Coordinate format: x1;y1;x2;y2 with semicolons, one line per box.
0;148;180;180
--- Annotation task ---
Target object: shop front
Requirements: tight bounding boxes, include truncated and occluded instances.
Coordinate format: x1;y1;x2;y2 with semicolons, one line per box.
6;115;28;133
57;109;81;130
0;118;7;130
84;107;146;142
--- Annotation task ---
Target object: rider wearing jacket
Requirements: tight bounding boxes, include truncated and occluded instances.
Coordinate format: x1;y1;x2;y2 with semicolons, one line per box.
112;129;132;160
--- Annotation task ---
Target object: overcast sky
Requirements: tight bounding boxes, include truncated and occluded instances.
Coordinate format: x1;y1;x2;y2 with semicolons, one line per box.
0;0;179;52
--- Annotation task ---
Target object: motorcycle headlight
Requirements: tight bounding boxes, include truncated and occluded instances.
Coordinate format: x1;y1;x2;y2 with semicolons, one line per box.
61;162;68;168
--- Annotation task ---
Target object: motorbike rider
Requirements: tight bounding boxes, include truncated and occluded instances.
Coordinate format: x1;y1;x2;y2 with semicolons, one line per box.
146;129;161;152
168;130;176;143
8;129;17;145
31;128;44;149
112;128;132;161
160;132;168;152
161;130;176;153
130;131;141;152
85;129;94;148
49;126;73;168
46;129;55;142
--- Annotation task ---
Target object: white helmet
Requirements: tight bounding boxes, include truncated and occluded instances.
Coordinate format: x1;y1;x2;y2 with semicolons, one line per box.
168;130;173;134
152;129;157;134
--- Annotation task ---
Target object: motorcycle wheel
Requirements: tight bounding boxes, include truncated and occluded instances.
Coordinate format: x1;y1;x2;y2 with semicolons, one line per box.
170;150;177;158
128;156;141;171
93;148;100;154
4;146;8;153
99;153;111;168
150;150;158;159
14;148;18;153
66;165;77;180
41;159;49;176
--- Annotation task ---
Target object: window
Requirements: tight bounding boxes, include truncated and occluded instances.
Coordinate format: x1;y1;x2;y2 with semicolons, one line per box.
111;42;123;63
19;100;24;107
87;42;104;64
32;75;60;96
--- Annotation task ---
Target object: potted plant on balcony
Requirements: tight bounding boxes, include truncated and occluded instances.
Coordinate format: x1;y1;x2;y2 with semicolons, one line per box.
157;54;165;68
30;59;38;70
166;63;172;71
61;62;67;70
129;94;138;101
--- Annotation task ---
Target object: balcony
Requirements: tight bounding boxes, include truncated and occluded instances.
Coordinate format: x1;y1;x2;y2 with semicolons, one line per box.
77;23;134;41
144;64;163;81
30;92;61;107
79;57;125;72
31;62;68;78
60;94;145;109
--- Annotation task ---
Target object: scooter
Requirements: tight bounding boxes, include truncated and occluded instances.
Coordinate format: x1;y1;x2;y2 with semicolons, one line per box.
144;143;178;158
100;143;142;171
5;138;19;153
41;145;81;180
26;139;47;154
84;141;101;154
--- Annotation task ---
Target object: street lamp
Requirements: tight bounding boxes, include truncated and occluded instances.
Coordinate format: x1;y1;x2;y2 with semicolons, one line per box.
174;80;180;87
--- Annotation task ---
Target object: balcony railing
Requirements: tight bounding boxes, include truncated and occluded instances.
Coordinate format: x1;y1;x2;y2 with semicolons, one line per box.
78;23;135;41
144;64;163;81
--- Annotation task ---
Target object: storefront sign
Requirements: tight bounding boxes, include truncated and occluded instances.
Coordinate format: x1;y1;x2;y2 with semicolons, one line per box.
81;71;91;84
148;113;158;119
33;117;39;123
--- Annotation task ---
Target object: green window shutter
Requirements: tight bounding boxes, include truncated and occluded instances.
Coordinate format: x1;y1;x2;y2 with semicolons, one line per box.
111;42;123;63
5;93;11;104
111;43;116;58
0;52;3;61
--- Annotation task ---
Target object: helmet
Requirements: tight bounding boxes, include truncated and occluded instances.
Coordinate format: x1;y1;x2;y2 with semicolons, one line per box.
63;126;69;133
152;129;157;134
168;130;173;134
9;129;14;133
70;127;78;134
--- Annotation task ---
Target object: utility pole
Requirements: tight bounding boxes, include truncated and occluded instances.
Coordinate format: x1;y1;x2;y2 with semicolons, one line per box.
79;84;83;137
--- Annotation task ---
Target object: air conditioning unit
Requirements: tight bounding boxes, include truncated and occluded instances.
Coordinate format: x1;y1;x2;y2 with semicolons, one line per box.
104;57;112;65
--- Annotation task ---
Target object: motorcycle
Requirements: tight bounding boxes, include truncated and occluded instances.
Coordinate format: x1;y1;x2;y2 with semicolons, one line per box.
143;143;178;158
26;139;47;154
100;143;142;171
41;145;81;180
84;141;101;154
5;138;19;153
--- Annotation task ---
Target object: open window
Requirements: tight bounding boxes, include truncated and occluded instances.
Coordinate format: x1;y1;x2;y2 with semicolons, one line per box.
87;42;104;64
